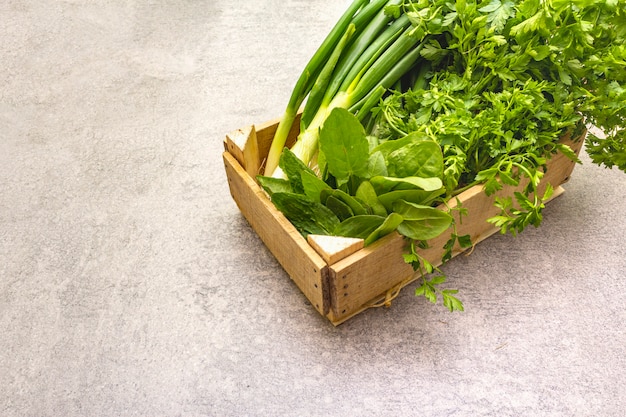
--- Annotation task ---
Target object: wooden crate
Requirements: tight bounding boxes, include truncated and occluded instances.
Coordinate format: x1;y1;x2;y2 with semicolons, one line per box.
222;116;583;325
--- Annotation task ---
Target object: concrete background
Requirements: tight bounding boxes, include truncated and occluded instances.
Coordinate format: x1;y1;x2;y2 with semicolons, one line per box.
1;1;625;416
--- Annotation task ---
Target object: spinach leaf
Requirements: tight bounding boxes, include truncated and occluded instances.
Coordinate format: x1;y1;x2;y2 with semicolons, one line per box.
256;176;292;196
271;192;340;237
386;140;444;179
323;189;368;216
334;215;386;240
278;147;317;194
370;175;443;194
301;170;331;203
367;151;388;178
355;180;388;217
377;189;445;212
393;200;453;241
319;107;370;184
364;213;404;246
371;131;430;160
325;195;355;222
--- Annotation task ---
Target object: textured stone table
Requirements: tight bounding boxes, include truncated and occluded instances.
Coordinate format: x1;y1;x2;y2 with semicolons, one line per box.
1;1;625;416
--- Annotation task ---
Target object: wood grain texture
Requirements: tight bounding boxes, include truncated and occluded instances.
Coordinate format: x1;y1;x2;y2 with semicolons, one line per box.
223;151;329;316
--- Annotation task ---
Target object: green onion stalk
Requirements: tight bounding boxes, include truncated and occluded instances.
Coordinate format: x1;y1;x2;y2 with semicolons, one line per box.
263;0;371;177
264;0;429;178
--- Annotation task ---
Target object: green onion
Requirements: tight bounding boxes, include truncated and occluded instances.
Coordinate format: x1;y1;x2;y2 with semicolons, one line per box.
279;24;424;176
264;0;369;176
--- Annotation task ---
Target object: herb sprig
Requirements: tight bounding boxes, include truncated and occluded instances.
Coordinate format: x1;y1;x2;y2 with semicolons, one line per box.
260;0;626;311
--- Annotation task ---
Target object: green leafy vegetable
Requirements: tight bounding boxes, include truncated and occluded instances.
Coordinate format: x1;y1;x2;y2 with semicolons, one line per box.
393;200;453;241
259;0;626;312
319;107;370;183
377;189;444;212
271;193;340;237
370;175;443;193
256;176;292;196
334;215;386;239
356;180;388;216
365;212;404;245
278;147;317;194
301;170;332;203
386;140;443;178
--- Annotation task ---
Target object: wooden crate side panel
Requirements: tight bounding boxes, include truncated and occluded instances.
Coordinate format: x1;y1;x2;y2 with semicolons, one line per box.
327;146;580;323
549;133;584;185
223;151;329;315
325;233;412;323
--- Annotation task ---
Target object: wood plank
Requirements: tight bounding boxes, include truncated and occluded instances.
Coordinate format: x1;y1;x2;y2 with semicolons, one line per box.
223;150;329;316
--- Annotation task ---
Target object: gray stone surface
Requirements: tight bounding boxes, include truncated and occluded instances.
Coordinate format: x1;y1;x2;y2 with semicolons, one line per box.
1;1;625;416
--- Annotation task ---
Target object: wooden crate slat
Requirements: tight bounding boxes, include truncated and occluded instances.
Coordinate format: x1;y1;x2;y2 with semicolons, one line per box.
223;150;329;316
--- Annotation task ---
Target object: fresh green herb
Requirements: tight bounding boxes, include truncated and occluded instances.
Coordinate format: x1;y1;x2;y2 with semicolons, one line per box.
261;0;626;311
405;239;464;312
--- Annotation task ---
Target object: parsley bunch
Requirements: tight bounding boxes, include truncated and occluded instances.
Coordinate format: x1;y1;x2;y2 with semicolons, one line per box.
366;0;625;231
